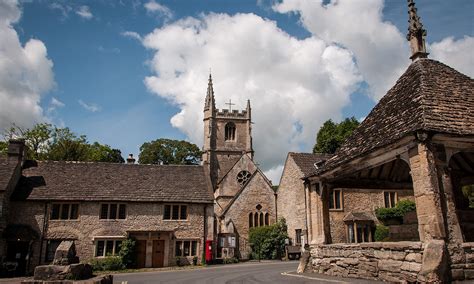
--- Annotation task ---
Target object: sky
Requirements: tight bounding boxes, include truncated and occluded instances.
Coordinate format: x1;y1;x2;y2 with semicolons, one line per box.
1;0;473;184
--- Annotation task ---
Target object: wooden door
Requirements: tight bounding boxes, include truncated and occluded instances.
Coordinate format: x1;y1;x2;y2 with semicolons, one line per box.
135;240;147;268
152;240;165;268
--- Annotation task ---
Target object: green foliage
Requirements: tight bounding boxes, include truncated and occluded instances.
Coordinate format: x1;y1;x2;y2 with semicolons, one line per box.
313;117;360;154
118;238;136;268
0;141;7;154
375;200;416;224
88;256;124;271
138;138;201;165
1;123;124;163
374;225;390;242
223;257;239;264
249;218;288;260
462;184;474;208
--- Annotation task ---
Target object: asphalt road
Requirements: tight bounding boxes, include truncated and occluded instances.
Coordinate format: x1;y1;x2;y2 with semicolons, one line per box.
113;261;381;284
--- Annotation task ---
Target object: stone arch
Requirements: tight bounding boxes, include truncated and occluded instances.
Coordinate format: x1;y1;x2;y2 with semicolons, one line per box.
448;151;474;241
224;122;236;141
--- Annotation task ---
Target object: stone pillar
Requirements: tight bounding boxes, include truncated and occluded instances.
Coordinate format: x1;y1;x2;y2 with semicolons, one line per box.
408;142;446;241
305;184;313;243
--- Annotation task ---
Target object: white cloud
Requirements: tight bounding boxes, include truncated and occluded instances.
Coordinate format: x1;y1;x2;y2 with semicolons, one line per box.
121;31;142;41
78;100;101;112
273;0;410;100
264;165;285;186
144;0;172;19
142;13;361;173
48;97;65;112
0;0;55;132
49;3;72;19
76;5;93;20
430;36;474;77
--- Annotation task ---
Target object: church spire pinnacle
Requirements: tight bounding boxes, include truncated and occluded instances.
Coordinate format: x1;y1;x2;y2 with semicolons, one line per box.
407;0;429;61
204;72;215;111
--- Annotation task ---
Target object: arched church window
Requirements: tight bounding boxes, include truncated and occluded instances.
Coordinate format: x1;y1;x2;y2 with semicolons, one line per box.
249;213;253;228
237;171;251;187
265;213;269;226
254;212;259;228
259;212;264;226
225;122;236;141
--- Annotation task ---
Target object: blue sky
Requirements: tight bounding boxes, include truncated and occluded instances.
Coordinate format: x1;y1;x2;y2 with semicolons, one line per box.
2;0;473;182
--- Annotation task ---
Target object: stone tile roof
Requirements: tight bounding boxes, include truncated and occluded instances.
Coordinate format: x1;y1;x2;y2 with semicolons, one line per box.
289;152;333;177
16;161;214;203
309;59;474;177
0;156;18;191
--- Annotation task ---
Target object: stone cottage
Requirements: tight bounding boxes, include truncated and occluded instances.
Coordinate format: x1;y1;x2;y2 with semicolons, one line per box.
299;1;474;282
277;152;332;248
202;75;277;260
0;141;214;275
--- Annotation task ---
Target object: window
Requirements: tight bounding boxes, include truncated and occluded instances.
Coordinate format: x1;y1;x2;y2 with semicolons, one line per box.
329;189;342;210
99;204;126;220
265;213;269;226
295;229;302;245
249;213;253;228
45;240;62;262
347;223;373;243
175;240;198;257
50;203;79;220
224;122;236;141
95;239;123;257
237;171;252;187
164;204;188;220
384;191;397;208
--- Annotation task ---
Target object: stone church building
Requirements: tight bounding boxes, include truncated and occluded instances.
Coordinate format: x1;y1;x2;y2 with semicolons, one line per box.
202;75;276;260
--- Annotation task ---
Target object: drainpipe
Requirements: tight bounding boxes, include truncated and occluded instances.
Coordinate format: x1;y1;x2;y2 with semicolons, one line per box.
38;202;48;267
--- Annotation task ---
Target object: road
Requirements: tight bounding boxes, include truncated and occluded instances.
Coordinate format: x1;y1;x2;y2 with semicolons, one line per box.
114;261;381;284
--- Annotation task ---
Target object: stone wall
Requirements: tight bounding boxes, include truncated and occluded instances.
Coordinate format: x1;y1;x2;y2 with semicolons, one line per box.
307;242;424;282
329;188;414;243
452;242;474;281
7;201;210;273
277;155;305;245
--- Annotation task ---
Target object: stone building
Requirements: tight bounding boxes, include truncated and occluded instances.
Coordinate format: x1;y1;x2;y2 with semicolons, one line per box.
298;1;474;282
0;142;214;275
202;75;276;260
277;152;332;247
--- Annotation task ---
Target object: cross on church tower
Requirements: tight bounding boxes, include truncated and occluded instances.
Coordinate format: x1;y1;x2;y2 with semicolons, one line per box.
225;99;235;112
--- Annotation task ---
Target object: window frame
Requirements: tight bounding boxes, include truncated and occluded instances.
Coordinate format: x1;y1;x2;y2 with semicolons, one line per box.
329;189;343;211
163;204;188;221
383;191;398;208
224;122;236;141
99;203;127;220
94;239;124;257
50;203;80;220
174;240;199;257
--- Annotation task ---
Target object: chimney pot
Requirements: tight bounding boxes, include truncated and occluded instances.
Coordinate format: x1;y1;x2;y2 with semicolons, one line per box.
126;154;136;164
8;139;25;162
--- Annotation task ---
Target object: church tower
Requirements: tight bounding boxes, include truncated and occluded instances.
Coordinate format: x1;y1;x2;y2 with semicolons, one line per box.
202;74;253;190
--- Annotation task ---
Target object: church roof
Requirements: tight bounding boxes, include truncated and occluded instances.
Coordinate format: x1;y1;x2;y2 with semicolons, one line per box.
308;59;474;177
288;152;333;177
14;161;214;203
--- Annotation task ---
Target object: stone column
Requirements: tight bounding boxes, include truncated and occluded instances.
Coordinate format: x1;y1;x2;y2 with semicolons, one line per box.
305;184;313;243
408;142;446;241
310;183;329;244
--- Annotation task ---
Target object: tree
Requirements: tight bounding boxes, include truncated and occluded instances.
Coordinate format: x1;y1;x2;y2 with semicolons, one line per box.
313;117;360;154
48;127;90;161
87;142;125;163
249;218;288;260
0;141;7;154
138;138;201;165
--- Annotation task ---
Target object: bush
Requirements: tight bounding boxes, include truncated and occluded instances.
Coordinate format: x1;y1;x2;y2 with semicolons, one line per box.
249;218;288;260
89;256;124;271
223;257;239;264
374;225;390;242
375;200;416;224
118;238;136;268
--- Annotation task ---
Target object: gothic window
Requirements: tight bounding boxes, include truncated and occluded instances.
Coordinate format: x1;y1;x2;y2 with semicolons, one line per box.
254;212;258;228
225;122;236;141
237;171;251;187
265;213;269;226
249;213;253;228
259;212;264;226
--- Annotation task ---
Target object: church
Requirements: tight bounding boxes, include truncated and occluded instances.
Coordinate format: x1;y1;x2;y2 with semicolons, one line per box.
202;75;276;260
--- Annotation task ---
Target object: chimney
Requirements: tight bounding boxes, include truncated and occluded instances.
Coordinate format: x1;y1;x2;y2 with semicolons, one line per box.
8;139;25;162
126;154;136;164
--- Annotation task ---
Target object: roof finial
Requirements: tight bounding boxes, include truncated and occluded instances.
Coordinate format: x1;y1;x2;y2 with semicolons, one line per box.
407;0;429;61
204;70;215;111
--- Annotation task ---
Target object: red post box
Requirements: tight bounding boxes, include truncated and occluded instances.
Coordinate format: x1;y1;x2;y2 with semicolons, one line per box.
205;240;213;263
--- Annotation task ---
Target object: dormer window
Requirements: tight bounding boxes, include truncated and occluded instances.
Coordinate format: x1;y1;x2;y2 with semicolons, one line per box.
225;122;236;141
